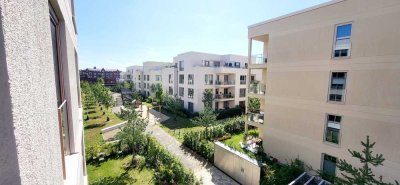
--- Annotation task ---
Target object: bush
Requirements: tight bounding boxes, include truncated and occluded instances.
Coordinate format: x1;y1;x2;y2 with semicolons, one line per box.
132;155;146;169
215;106;244;120
261;159;305;185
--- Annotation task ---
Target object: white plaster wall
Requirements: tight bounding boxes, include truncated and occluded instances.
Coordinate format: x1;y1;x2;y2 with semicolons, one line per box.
0;0;85;184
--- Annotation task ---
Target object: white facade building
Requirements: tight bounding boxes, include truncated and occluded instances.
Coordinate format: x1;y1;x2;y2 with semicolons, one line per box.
173;52;249;112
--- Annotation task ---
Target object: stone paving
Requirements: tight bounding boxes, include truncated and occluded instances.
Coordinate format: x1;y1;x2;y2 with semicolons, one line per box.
142;105;239;185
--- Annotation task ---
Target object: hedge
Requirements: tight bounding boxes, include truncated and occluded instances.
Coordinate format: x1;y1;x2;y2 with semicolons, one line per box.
215;106;244;120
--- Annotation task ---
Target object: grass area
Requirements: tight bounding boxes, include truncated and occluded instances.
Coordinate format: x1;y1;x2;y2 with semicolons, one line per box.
87;155;155;184
222;129;259;159
83;105;124;147
142;102;154;108
158;109;204;142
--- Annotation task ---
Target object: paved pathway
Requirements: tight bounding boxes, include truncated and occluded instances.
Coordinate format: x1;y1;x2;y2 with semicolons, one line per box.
141;105;239;185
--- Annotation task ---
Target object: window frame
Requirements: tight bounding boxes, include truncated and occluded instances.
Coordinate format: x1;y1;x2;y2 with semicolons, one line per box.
327;71;348;104
323;113;343;146
332;22;353;59
321;153;337;181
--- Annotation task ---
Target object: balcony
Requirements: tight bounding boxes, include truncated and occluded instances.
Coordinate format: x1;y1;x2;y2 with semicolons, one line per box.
240;80;246;85
215;80;235;85
249;82;266;95
215;94;234;99
205;80;213;85
251;54;267;65
247;112;264;124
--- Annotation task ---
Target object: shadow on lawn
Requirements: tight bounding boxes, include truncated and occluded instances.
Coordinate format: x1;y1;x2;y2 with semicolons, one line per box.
91;171;135;185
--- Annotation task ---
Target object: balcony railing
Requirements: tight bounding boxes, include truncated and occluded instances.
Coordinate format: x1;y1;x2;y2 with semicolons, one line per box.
251;54;267;65
215;94;234;99
205;80;213;85
215;80;235;85
249;83;266;95
240;80;246;85
247;112;264;124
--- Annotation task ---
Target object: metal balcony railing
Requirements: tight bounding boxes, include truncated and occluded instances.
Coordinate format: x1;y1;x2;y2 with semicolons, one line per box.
249;83;266;95
205;80;213;85
240;80;246;85
247;112;264;124
215;94;234;99
215;80;235;85
251;54;267;65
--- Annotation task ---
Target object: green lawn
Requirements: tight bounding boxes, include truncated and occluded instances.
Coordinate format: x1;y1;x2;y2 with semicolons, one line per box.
87;155;155;184
83;105;125;148
158;109;204;142
222;129;259;159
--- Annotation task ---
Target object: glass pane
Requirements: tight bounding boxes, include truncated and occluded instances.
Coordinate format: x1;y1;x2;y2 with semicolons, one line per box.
336;24;352;38
323;154;337;175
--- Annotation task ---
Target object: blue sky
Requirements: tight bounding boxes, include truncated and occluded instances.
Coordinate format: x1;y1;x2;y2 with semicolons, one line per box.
76;0;329;70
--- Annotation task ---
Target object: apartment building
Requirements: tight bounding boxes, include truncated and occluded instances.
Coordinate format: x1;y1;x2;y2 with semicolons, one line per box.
0;1;86;185
80;67;121;86
131;61;171;96
247;0;400;182
173;52;249;112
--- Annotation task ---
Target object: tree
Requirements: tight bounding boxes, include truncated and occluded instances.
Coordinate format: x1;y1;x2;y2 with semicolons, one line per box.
202;89;214;109
333;136;399;185
116;109;148;163
192;108;218;137
248;97;260;113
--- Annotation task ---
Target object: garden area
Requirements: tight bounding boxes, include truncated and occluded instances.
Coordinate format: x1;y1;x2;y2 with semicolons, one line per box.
82;80;199;185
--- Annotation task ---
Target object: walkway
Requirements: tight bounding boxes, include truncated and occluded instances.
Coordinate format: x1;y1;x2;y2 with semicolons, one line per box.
141;105;239;185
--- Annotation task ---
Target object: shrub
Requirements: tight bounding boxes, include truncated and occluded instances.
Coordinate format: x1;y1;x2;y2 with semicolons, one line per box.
215;106;244;120
132;155;146;169
261;159;305;185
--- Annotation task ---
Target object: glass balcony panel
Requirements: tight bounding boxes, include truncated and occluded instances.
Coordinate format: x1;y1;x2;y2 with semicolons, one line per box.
249;83;266;95
247;112;264;124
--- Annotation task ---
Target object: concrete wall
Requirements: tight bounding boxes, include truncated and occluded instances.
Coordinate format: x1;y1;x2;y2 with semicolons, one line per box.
249;0;400;182
0;0;86;184
214;142;260;185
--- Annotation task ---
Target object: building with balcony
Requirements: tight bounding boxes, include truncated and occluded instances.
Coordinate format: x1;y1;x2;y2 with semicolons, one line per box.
79;67;121;86
247;0;400;182
173;51;251;112
0;0;86;184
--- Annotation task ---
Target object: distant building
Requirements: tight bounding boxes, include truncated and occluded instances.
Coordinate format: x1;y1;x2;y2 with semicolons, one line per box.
79;67;121;86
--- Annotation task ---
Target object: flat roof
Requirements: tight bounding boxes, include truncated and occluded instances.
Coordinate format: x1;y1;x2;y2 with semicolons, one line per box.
248;0;345;28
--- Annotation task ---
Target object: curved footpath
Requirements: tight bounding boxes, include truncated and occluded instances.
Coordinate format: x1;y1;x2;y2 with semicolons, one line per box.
141;105;239;185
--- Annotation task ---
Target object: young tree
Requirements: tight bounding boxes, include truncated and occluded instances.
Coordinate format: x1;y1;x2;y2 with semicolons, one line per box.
192;108;218;137
202;89;214;109
248;97;260;113
334;136;399;185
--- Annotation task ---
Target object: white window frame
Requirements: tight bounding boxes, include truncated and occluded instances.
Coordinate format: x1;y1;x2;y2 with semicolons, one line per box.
327;71;348;104
332;22;353;59
323;114;342;146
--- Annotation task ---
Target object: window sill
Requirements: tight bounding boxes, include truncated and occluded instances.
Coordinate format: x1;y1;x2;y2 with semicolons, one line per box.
331;56;351;60
327;100;346;105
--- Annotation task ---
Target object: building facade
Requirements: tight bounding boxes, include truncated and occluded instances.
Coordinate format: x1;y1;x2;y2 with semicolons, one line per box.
0;0;86;185
247;0;400;182
79;67;121;86
173;52;249;112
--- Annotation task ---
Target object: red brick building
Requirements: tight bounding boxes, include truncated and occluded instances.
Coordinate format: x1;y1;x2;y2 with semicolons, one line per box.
79;67;121;86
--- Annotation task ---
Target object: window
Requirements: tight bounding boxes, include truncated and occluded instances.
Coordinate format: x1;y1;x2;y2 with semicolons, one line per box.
147;75;150;81
239;88;246;97
156;75;161;81
239;101;245;108
250;75;255;82
215;102;219;110
168;87;173;95
188;102;194;112
325;115;341;144
322;154;337;179
179;87;184;97
329;72;347;102
51;6;68;179
333;23;352;58
188;74;194;85
240;75;246;85
234;62;240;68
179;74;184;84
203;60;210;67
205;74;213;85
179;61;184;71
223;101;229;109
169;74;172;83
214;61;220;67
188;88;194;99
